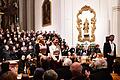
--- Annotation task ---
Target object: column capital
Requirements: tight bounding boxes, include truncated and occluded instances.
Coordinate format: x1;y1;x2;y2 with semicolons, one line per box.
112;6;120;12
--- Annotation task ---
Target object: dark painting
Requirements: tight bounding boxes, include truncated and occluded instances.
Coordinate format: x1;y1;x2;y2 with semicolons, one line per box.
0;0;19;30
42;0;51;26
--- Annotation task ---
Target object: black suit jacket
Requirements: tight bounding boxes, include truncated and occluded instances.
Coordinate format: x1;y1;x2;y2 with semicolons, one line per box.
103;42;116;59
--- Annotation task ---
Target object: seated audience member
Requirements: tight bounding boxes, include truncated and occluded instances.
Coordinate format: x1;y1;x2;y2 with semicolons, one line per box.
55;58;72;80
0;71;17;80
61;42;69;56
42;69;58;80
76;44;82;56
33;68;45;80
40;55;52;70
21;74;29;80
87;45;92;56
62;58;72;67
94;44;101;54
0;62;10;75
80;56;89;64
90;53;112;80
81;46;88;56
26;54;35;75
93;53;107;69
69;46;75;55
67;52;72;59
90;52;97;60
70;62;86;80
81;63;91;80
71;53;79;63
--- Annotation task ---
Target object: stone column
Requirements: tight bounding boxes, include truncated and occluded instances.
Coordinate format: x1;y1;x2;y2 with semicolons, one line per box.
111;0;120;57
0;12;4;28
26;0;34;32
19;0;26;31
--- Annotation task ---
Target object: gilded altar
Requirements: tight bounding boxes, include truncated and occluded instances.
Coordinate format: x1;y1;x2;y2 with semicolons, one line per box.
76;5;96;42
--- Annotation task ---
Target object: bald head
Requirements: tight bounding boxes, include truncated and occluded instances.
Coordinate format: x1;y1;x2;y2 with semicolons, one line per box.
70;62;82;76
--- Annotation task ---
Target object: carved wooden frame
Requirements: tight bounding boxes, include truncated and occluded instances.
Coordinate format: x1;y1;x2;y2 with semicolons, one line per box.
76;5;96;42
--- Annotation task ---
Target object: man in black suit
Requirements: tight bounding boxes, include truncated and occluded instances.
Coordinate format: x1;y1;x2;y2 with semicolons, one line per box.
103;35;116;73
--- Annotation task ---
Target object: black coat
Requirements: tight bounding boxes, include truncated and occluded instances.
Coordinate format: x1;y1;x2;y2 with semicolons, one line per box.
18;59;25;74
103;42;116;59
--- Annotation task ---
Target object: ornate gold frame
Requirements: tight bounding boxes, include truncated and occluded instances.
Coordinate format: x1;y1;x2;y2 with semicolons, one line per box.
76;5;96;42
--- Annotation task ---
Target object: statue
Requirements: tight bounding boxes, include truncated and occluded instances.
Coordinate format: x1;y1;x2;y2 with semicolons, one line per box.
83;18;89;34
76;5;96;42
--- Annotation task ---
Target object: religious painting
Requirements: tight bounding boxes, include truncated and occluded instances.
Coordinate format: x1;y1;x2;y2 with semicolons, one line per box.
0;0;19;30
76;5;96;42
42;0;51;26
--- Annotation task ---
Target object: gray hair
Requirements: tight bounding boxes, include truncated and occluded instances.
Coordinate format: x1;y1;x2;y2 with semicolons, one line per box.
63;58;72;66
42;69;58;80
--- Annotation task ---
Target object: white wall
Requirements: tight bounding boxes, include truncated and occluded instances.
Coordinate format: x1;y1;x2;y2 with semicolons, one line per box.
35;0;61;33
111;0;120;57
60;0;110;49
34;0;120;56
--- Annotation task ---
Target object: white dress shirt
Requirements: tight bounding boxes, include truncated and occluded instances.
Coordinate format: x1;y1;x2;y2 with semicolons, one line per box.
49;43;61;61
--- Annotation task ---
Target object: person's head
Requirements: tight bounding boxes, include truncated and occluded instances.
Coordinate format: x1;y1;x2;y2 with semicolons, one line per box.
22;42;25;46
33;68;45;80
0;71;17;80
63;58;72;66
36;35;43;41
26;54;31;60
52;37;59;45
15;43;19;48
39;35;44;41
21;55;25;60
96;53;103;58
42;69;58;80
5;45;9;50
70;62;83;76
95;44;99;48
14;37;18;41
37;35;45;45
109;35;115;42
28;45;33;50
1;62;10;73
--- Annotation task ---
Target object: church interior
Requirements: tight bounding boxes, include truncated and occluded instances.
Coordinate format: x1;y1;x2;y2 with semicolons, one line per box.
0;0;120;80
